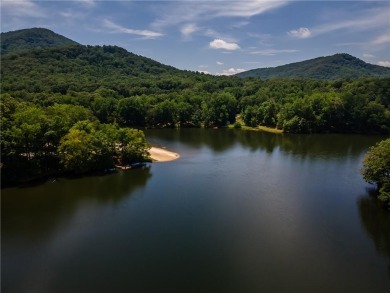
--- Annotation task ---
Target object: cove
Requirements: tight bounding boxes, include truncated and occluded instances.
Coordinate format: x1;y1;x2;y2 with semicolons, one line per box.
2;129;389;293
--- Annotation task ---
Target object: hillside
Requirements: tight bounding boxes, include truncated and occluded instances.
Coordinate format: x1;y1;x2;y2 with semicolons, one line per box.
236;54;390;80
1;27;79;55
1;44;187;95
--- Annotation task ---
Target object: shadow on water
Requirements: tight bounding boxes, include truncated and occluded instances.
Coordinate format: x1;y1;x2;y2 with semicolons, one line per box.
358;189;390;275
1;167;152;242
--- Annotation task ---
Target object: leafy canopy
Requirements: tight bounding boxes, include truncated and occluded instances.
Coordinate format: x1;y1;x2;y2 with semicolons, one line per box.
361;138;390;205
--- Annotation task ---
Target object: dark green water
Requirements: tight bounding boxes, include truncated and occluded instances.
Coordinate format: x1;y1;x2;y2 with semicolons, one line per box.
2;129;390;293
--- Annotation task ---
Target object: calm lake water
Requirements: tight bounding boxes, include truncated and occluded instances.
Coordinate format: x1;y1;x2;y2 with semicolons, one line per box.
2;129;390;293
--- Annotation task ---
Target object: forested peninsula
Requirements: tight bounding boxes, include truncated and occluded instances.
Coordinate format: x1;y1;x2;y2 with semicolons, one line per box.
1;28;390;186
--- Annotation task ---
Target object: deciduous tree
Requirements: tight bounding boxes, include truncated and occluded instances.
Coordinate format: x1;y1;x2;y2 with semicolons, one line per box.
361;138;390;205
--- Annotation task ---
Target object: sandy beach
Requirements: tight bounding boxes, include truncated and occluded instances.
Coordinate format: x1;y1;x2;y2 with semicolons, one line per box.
149;147;180;162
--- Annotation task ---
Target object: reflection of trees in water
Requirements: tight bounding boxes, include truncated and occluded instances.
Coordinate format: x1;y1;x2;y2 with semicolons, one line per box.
1;167;152;241
233;130;278;153
358;193;390;275
146;129;385;160
146;128;281;153
147;128;238;152
274;134;385;160
238;132;385;161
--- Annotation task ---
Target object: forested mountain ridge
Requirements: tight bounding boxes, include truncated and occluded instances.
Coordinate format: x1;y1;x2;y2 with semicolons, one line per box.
1;44;186;95
2;41;389;135
1;28;389;134
1;28;79;56
236;53;390;80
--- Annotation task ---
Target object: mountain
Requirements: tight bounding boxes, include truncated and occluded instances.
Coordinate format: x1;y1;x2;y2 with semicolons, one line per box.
1;43;188;95
1;28;79;55
236;54;390;80
1;28;187;87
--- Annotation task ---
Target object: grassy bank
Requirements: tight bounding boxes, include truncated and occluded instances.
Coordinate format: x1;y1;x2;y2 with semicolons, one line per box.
228;123;283;134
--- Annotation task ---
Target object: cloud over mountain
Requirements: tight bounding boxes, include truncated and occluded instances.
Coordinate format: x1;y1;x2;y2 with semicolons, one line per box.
209;39;240;51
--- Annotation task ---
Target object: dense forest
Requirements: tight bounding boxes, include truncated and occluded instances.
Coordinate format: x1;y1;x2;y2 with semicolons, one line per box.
236;53;390;79
2;44;389;132
1;28;390;185
1;28;79;56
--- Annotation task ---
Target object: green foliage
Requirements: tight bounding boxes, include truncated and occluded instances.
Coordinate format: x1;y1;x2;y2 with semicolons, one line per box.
0;96;150;184
237;53;390;80
58;123;150;173
233;121;242;129
1;28;390;185
1;28;79;56
58;128;96;173
361;139;390;205
1;30;389;134
204;93;237;127
117;128;151;164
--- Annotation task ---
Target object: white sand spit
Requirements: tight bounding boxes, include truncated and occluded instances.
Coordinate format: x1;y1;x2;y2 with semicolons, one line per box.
149;147;180;162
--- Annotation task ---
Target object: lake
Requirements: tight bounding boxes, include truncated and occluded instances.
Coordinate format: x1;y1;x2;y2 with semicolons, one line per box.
2;129;389;293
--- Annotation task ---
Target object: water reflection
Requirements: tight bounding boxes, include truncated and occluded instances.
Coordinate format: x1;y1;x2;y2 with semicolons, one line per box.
358;192;390;275
146;128;385;160
146;128;239;152
1;167;152;242
3;129;390;292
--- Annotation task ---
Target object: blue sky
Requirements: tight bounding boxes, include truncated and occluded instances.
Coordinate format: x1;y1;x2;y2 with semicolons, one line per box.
1;1;389;75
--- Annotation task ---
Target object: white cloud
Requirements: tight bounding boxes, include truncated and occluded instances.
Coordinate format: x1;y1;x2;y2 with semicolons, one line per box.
60;9;86;20
80;0;96;7
209;1;288;18
288;7;389;41
220;68;246;76
198;65;208;68
371;34;390;46
182;26;232;42
377;61;390;67
216;61;224;65
181;23;198;38
209;39;240;51
204;29;219;38
231;21;250;29
288;27;311;39
314;9;389;35
102;19;163;39
363;53;375;58
152;1;289;28
250;49;299;56
60;11;76;18
1;0;44;18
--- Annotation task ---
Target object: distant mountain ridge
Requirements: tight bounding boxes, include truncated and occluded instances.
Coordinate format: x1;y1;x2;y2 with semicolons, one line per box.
1;28;183;88
1;28;79;55
236;54;390;80
2;28;390;81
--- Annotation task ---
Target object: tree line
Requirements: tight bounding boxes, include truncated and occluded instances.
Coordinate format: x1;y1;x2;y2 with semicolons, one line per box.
1;96;150;186
361;138;390;207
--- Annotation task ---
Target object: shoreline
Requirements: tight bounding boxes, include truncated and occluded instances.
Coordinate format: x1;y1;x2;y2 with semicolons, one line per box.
228;124;284;134
149;147;180;162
